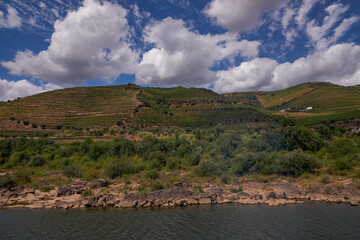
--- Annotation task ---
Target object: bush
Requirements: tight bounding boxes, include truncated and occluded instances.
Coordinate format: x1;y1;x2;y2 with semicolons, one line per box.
166;157;182;170
145;169;159;179
330;156;355;171
277;150;321;177
105;159;136;178
194;160;220;177
220;173;231;184
32;123;37;128
55;125;62;130
62;166;82;178
23;121;30;126
0;173;17;188
187;152;201;166
9;117;15;121
14;168;33;184
28;155;46;167
230;186;243;193
319;175;331;184
151;181;165;191
281;118;295;127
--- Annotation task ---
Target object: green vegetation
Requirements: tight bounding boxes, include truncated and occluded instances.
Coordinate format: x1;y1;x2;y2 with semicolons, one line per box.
0;121;359;189
0;82;360;190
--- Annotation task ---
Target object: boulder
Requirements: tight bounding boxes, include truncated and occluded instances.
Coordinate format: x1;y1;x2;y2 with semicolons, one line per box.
199;197;212;204
88;179;109;189
57;186;76;197
267;192;277;199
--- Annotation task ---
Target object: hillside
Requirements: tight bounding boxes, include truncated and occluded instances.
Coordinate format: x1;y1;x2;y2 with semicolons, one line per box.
0;84;274;131
0;82;359;131
259;82;360;125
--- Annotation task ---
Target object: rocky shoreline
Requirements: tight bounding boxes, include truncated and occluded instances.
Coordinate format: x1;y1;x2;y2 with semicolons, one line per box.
1;180;359;209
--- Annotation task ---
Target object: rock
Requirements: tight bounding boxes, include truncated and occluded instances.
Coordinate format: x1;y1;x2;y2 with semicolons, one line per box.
267;192;277;199
57;186;76;197
88;179;109;189
325;187;335;195
254;194;263;200
10;186;24;194
350;201;359;206
23;188;35;195
199;197;212;205
205;186;223;196
278;192;287;199
173;182;183;187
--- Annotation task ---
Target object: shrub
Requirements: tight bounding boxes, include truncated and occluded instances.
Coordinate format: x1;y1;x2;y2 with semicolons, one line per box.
9;117;15;121
55;125;62;130
148;159;162;170
23;121;30;125
277;150;321;177
187;152;201;166
281;118;295;127
0;173;17;188
330;157;355;171
319;175;331;184
317;125;331;139
220;173;231;184
62;166;82;178
14;168;33;184
5;150;33;168
166;157;182;170
151;181;165;191
145;169;159;179
194;160;220;177
28;155;46;167
230;186;243;193
32;123;37;128
105;159;136;178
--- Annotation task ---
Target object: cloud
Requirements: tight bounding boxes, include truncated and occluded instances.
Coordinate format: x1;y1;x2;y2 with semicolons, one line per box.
281;8;295;29
0;79;61;101
0;6;21;28
136;17;260;87
204;0;287;32
1;0;138;86
214;58;278;92
214;43;360;93
295;0;319;28
306;3;350;50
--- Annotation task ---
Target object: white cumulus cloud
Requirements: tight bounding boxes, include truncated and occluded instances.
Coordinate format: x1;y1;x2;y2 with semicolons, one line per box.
204;0;287;32
0;79;61;101
214;43;360;93
0;6;21;28
1;0;138;86
136;17;260;87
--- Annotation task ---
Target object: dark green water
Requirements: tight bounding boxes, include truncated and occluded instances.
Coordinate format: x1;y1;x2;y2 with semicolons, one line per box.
0;203;359;240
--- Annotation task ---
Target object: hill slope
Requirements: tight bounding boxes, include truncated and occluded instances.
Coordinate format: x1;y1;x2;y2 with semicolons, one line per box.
0;85;274;130
1;82;359;130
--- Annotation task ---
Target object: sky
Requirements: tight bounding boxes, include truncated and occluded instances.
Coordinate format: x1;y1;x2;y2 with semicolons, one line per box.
0;0;360;101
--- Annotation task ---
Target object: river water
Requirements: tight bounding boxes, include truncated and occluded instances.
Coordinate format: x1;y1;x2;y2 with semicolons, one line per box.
0;203;359;240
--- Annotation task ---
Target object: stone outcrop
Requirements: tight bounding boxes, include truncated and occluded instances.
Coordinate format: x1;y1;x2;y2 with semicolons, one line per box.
0;180;359;209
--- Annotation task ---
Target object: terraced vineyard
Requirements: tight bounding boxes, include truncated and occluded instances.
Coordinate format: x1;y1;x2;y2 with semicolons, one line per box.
0;85;141;128
1;82;359;131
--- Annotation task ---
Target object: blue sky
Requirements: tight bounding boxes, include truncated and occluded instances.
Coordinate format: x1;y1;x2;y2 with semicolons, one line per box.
0;0;360;101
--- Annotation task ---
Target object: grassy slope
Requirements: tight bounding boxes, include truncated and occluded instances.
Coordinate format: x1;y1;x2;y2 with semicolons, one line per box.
1;82;359;129
263;83;360;125
0;85;140;128
256;83;314;108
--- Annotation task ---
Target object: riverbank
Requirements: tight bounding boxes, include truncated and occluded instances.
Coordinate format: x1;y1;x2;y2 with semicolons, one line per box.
1;178;359;209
